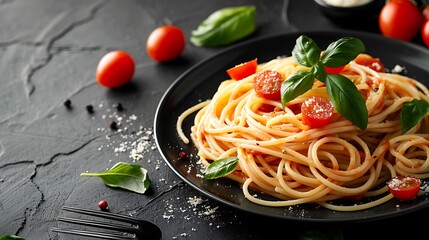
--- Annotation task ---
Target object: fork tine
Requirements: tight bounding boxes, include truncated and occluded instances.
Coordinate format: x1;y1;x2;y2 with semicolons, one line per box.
61;206;142;225
57;216;138;233
55;206;162;240
51;227;134;240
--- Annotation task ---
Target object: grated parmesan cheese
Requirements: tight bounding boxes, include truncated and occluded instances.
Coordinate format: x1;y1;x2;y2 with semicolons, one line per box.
392;64;405;73
88;101;241;238
93;102;158;164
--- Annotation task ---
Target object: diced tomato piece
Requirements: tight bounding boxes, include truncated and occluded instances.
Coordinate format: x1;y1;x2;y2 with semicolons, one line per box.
325;66;345;74
227;59;258;80
246;149;264;155
387;175;421;201
252;70;284;100
354;54;386;72
301;96;333;128
287;103;301;115
258;104;275;112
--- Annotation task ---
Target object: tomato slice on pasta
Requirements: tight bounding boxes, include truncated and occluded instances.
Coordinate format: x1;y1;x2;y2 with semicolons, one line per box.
301;96;333;128
325;66;345;74
252;70;284;100
354;53;385;72
387;175;421;201
227;59;258;80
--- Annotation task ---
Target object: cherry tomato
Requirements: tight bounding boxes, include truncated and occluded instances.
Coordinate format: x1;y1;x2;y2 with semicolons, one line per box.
423;5;429;20
227;59;258;80
301;96;333;128
354;53;385;72
378;0;424;41
387;175;421;201
422;20;429;48
325;66;345;74
146;25;185;62
96;51;135;88
252;70;284;100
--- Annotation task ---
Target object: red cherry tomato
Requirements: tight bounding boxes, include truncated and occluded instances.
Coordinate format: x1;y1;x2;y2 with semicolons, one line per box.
96;51;135;88
146;25;185;62
423;5;429;20
227;59;258;80
325;66;345;74
301;96;333;128
422;20;429;48
354;53;385;72
378;0;424;41
387;175;421;201
252;70;284;100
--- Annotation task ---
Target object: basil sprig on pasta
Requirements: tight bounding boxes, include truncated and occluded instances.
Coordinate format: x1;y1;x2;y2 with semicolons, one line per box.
401;99;429;134
204;157;238;179
281;35;368;130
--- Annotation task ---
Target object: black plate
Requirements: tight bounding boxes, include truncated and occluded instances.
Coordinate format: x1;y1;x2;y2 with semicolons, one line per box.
154;31;429;222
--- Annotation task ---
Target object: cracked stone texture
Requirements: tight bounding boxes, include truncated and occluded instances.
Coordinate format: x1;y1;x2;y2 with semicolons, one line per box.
1;0;429;239
0;0;290;238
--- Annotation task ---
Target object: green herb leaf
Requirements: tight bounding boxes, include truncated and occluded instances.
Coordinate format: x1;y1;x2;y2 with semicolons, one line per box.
321;37;365;67
190;6;255;47
81;162;150;194
401;99;429;134
311;61;327;83
326;74;368;130
281;35;368;130
0;235;25;240
281;70;314;107
204;157;238;179
292;35;321;67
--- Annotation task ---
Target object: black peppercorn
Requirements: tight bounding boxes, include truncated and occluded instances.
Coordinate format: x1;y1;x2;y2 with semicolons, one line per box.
64;99;72;109
86;104;94;113
113;103;124;112
115;103;124;111
109;121;118;130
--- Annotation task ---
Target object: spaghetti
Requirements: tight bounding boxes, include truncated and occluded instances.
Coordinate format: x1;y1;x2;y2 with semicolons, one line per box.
177;55;429;211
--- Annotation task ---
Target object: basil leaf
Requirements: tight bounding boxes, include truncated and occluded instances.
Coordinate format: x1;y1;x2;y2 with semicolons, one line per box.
81;162;150;194
326;74;368;130
321;37;365;67
401;99;429;134
0;235;25;240
204;157;238;180
292;35;321;67
283;35;369;130
190;6;255;47
311;61;327;83
281;70;314;107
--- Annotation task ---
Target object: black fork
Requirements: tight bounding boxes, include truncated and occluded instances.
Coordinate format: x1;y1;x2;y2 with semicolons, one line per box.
52;206;162;240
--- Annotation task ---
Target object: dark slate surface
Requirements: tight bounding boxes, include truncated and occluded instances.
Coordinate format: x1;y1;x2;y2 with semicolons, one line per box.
1;0;428;239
